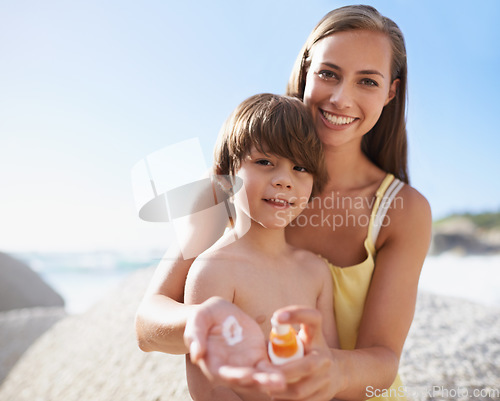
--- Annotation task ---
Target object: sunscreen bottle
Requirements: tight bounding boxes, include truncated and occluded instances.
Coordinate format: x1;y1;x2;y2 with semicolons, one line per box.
268;317;304;365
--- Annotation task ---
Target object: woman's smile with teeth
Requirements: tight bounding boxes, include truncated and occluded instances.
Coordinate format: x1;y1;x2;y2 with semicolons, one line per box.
321;110;356;125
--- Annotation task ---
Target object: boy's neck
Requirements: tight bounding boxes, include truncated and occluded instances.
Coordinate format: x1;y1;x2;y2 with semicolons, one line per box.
232;216;289;257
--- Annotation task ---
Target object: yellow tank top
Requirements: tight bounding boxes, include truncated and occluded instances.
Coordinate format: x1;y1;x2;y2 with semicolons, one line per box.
326;173;407;401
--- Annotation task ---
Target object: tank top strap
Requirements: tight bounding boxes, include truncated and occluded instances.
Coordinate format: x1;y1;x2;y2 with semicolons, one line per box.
366;174;405;249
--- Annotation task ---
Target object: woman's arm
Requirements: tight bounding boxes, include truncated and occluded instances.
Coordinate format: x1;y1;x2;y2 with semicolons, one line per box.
315;256;339;349
346;186;431;394
135;244;197;354
270;186;432;401
135;176;233;354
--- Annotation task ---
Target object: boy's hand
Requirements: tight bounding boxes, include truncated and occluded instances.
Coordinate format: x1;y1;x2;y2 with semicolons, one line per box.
184;297;286;392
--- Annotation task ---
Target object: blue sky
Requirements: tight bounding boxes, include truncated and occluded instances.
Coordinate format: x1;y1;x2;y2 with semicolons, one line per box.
0;0;499;252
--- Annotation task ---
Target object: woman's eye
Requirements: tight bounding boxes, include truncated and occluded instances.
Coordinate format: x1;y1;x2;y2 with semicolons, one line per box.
360;78;379;87
316;70;336;80
294;166;309;173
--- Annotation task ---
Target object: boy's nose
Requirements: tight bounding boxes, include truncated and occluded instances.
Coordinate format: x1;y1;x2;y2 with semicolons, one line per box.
272;172;293;189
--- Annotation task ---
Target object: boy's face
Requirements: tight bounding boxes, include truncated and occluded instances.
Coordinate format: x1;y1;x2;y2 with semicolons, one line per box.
233;146;313;229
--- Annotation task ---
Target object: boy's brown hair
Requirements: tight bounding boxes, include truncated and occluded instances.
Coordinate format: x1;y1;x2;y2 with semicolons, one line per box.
214;93;327;196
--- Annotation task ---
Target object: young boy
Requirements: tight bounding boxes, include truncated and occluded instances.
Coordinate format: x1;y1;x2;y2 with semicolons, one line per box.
184;93;338;401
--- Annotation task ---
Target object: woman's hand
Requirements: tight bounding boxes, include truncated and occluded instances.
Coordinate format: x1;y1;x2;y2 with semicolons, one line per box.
184;297;286;393
269;306;344;401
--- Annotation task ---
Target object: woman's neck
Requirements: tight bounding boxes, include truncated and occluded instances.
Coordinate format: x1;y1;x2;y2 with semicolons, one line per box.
322;142;381;192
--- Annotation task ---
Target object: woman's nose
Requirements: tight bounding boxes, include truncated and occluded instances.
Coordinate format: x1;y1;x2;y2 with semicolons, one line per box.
330;83;353;109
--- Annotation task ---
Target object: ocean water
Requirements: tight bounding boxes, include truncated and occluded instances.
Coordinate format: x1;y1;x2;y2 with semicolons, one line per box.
14;250;165;314
13;251;500;314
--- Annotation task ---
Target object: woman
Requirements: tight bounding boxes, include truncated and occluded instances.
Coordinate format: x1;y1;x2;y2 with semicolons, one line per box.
135;5;431;400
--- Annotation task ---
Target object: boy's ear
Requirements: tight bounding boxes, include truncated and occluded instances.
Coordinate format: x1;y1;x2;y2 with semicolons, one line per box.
212;174;236;202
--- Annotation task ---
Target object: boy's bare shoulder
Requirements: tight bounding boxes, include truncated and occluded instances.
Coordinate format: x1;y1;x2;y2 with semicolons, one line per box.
185;238;250;304
189;237;250;275
288;245;330;273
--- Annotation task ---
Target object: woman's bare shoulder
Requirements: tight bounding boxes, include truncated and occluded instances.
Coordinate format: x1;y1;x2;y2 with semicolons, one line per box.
393;184;431;220
378;183;432;247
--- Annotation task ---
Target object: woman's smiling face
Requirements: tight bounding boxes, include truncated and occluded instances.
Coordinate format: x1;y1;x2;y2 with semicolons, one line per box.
303;30;399;149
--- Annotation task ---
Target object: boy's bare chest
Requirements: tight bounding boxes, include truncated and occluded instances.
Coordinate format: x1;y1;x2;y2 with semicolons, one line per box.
232;263;320;334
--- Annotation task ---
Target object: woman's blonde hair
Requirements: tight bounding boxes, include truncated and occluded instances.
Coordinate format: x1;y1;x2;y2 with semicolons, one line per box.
214;93;327;196
286;5;409;183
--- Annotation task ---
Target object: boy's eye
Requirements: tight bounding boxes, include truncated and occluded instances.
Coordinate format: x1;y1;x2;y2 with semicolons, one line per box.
360;78;379;87
256;159;272;166
293;166;309;173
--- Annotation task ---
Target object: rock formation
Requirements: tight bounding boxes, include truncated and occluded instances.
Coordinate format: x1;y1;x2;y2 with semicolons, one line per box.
0;253;64;312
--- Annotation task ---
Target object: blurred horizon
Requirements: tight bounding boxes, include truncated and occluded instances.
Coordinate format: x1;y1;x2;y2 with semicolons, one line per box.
1;0;499;253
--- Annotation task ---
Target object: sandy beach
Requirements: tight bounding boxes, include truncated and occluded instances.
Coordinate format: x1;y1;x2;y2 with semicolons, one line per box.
1;254;499;401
